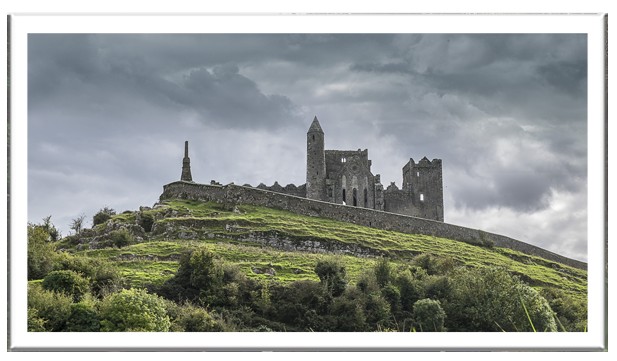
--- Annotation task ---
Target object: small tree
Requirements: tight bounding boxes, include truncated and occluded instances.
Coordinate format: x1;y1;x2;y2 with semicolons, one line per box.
70;214;86;236
374;257;393;287
42;215;61;242
315;257;347;297
27;223;57;280
92;207;116;227
99;288;171;332
413;298;446;332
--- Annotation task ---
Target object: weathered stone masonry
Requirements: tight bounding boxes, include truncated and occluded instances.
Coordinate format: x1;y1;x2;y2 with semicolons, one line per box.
160;181;586;270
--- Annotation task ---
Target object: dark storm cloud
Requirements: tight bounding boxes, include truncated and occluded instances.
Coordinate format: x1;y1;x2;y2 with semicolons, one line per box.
345;34;587;214
27;33;588;261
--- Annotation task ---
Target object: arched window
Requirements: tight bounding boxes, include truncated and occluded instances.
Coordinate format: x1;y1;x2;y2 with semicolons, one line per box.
364;188;368;207
420;193;425;202
342;188;346;204
352;188;358;207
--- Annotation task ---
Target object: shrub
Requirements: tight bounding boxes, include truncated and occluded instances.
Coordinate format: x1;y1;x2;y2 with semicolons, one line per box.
328;288;366;331
42;270;90;302
540;288;587;331
395;269;425;312
363;293;392;330
27;307;47;332
314;257;347;297
55;253;124;298
413;298;446;332
268;280;327;329
381;284;402;315
445;267;557;332
92;207;116;227
28;283;73;331
373;257;393;287
108;229;134;248
66;301;100;332
28;224;58;280
99;288;170;332
170;303;223;332
138;213;154;232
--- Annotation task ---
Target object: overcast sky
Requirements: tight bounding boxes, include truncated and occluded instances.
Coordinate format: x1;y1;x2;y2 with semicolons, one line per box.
27;33;588;261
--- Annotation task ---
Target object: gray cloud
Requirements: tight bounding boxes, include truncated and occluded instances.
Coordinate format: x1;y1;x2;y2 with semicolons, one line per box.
26;33;588;261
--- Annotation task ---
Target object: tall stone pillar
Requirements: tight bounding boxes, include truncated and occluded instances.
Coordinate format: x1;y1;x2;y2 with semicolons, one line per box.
181;141;193;182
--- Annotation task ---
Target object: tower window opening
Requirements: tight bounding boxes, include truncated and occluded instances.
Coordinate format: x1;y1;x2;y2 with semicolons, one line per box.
312;135;315;140
364;188;368;207
417;171;420;177
420;193;425;202
341;157;346;163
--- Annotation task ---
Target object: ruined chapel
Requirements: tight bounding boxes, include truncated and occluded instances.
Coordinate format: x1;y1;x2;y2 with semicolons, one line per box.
180;116;444;222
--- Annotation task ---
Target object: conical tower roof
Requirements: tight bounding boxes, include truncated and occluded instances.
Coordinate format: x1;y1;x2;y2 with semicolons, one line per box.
308;116;324;133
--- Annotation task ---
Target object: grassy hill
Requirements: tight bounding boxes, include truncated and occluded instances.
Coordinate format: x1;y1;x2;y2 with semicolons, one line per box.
30;198;587;332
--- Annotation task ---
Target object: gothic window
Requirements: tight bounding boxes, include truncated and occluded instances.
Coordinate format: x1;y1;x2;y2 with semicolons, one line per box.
364;188;368;207
342;188;346;204
417;171;420;177
420;193;425;202
312;135;315;141
352;188;358;207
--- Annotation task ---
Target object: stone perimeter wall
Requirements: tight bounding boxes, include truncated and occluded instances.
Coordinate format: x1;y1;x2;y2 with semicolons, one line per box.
160;181;586;270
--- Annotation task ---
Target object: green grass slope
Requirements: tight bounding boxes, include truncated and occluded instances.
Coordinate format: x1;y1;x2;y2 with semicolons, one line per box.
73;198;586;305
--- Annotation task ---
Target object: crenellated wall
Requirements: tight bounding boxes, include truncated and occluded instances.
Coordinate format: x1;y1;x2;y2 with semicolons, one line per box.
160;181;586;270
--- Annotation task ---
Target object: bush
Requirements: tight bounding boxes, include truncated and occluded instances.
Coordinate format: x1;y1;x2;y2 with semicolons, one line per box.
28;224;58;280
540;288;587;331
381;284;402;315
27;307;47;332
363;293;392;330
66;300;100;332
373;257;393;287
42;270;90;302
55;254;124;298
92;207;116;227
108;229;134;248
170;303;223;332
413;298;446;332
28;283;73;331
268;280;328;330
395;269;425;312
314;257;347;297
328;288;366;331
445;267;557;332
99;288;171;332
138;213;154;232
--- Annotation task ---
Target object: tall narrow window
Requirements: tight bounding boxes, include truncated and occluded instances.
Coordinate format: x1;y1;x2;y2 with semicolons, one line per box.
364;188;368;207
420;193;425;202
352;188;358;207
417;171;420;177
342;188;346;204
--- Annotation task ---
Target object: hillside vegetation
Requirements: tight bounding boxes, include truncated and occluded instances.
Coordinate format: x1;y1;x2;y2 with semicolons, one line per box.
27;198;587;332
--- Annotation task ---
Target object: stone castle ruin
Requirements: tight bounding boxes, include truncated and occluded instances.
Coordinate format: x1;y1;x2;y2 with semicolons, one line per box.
162;116;586;270
305;116;443;221
180;117;443;221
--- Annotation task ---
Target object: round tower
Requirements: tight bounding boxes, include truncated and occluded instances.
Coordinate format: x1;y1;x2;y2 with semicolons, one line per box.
306;116;326;201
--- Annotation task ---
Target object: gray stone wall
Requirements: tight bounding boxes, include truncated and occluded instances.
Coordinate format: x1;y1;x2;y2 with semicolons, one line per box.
160;181;586;270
